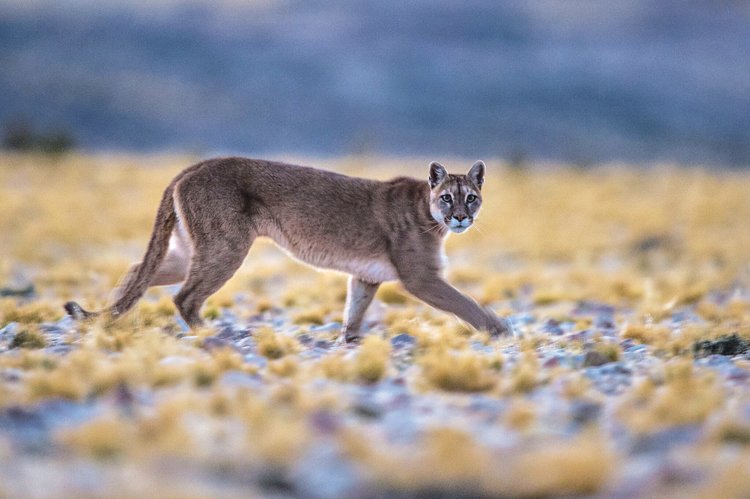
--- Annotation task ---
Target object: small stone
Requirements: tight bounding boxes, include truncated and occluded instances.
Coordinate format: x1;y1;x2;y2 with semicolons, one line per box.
0;322;18;342
215;327;236;340
296;332;314;346
0;284;35;298
600;362;632;375
570;400;600;425
566;329;593;343
352;398;382;419
510;312;536;326
727;366;750;382
573;300;615;317
595;317;616;330
159;355;194;366
631;426;701;454
39;323;66;336
542;355;561;368
309;409;339;434
244;354;268;369
1;368;22;382
390;333;416;349
541;318;564;335
309;322;341;333
202;336;232;351
583;350;613;367
114;382;135;408
693;334;749;358
220;371;262;388
44;345;72;355
314;339;332;350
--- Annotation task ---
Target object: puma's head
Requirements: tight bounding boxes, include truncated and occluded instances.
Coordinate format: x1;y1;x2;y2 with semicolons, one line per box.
428;160;485;234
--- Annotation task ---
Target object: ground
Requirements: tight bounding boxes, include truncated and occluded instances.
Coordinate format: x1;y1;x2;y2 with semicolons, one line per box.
1;153;750;497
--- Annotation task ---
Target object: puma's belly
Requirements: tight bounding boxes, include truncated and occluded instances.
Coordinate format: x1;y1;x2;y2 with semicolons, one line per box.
263;225;398;283
336;258;399;283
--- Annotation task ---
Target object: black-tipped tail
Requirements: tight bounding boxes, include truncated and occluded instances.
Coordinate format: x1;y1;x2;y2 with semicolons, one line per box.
64;301;99;321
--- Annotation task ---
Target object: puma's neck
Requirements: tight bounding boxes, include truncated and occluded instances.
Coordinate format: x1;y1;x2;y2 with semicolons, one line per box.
380;176;448;238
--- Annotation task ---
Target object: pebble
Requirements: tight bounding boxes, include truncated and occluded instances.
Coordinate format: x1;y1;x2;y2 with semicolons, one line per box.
573;300;616;317
314;339;332;350
352;397;382;419
1;368;22;382
0;322;18;343
296;332;314;346
583;350;613;367
292;443;361;499
243;354;268;369
309;409;340;434
541;318;564;335
390;333;416;349
630;426;702;454
0;284;35;298
158;355;195;367
309;322;341;334
570;400;601;425
542;355;561;368
202;336;233;351
509;312;536;327
220;370;262;388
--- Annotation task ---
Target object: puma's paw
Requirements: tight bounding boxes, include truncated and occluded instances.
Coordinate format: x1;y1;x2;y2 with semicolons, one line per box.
341;326;362;345
484;311;513;338
344;332;362;344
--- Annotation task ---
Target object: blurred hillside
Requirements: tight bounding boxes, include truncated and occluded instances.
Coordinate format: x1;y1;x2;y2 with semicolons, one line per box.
1;0;749;166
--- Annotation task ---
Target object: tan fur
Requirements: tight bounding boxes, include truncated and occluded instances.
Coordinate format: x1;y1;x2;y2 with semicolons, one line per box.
64;158;509;342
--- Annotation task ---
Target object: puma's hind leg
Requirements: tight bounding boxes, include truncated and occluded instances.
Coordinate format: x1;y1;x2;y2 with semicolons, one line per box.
171;187;255;326
170;169;261;327
173;236;253;327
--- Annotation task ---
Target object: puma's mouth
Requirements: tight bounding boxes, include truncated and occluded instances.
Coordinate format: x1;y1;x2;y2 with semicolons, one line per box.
446;217;472;233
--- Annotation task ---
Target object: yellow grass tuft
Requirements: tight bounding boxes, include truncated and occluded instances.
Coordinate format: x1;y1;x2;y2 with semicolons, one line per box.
421;348;497;392
255;326;299;359
316;335;391;383
353;335;391;383
619;358;725;432
9;327;47;349
292;305;328;325
58;416;132;459
508;433;614;496
1;300;61;325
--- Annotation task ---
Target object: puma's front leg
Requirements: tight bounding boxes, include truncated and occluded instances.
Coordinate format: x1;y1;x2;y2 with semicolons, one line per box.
400;273;509;337
341;276;380;343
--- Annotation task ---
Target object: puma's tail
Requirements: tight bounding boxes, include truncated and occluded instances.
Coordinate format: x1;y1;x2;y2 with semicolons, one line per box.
64;183;178;321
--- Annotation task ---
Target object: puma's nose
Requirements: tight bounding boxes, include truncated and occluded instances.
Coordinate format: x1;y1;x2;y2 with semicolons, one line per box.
454;214;467;222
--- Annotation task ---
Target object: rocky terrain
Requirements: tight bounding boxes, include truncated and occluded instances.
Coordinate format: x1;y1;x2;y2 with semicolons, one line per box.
1;154;750;497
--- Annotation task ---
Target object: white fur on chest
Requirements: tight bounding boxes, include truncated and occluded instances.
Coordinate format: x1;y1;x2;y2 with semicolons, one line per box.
263;224;399;283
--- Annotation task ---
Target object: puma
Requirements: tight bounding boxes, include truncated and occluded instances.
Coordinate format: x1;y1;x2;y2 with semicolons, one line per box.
64;158;509;342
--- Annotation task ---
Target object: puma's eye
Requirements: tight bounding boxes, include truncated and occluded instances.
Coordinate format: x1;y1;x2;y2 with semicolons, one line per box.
466;194;477;203
440;194;452;203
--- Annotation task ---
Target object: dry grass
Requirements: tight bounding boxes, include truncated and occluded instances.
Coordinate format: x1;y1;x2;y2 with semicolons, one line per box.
2;153;750;496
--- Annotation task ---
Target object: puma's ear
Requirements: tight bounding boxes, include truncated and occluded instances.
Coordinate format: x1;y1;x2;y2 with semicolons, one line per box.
468;160;485;189
429;161;448;189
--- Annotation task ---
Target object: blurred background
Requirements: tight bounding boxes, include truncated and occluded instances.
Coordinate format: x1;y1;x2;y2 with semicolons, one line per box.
1;0;748;166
